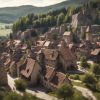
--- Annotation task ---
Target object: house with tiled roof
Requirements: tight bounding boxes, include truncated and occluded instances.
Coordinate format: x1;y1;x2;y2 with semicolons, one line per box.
42;49;59;69
9;61;17;77
21;58;41;85
59;41;77;72
40;66;71;91
50;72;71;91
63;31;72;44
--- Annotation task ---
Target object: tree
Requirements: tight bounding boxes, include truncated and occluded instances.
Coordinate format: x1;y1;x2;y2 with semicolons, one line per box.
80;56;89;68
72;34;80;43
57;13;65;26
56;84;74;100
92;63;100;76
14;79;27;92
82;73;97;90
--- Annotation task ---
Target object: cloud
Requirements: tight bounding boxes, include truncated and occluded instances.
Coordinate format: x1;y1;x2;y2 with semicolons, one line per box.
0;0;66;7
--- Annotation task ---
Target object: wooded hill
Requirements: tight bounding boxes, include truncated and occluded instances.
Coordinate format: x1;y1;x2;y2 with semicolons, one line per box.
0;0;90;23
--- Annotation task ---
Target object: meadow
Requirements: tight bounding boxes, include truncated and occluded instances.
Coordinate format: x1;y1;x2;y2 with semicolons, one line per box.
0;23;12;37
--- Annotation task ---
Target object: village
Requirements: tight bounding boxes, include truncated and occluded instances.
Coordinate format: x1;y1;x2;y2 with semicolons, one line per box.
0;20;100;99
0;0;100;98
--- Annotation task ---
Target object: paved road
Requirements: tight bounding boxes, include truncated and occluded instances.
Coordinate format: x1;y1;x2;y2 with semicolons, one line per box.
74;86;96;100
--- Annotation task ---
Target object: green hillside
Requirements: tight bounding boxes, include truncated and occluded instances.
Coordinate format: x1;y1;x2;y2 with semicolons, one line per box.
0;0;87;23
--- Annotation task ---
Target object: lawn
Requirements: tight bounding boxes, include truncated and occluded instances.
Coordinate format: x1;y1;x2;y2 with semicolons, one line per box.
94;92;100;100
48;89;87;100
0;29;12;36
0;22;12;37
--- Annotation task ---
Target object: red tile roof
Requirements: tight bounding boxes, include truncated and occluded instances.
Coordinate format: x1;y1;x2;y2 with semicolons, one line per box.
45;66;55;80
21;58;36;78
43;49;58;61
50;72;68;88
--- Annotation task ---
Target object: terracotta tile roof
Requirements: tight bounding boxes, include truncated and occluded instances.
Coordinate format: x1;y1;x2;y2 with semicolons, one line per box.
43;49;58;61
91;49;100;55
79;44;86;48
21;58;36;78
59;44;75;61
36;41;45;46
43;41;51;47
4;58;11;66
50;72;68;88
44;66;55;80
63;31;71;36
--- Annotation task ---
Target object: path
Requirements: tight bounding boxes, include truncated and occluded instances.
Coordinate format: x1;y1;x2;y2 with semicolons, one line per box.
74;86;96;100
7;74;57;100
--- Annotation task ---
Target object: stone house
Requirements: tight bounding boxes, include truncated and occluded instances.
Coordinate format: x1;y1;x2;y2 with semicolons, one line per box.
40;66;71;91
9;61;17;77
42;49;59;69
21;58;41;85
50;72;71;91
40;66;55;89
63;31;72;44
59;41;77;72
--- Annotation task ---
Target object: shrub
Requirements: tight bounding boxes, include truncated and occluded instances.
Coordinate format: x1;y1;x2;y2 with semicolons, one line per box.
3;92;42;100
92;63;100;76
56;84;74;100
70;74;80;80
96;82;100;92
14;79;27;92
80;56;90;68
82;73;97;85
3;92;22;100
82;73;97;90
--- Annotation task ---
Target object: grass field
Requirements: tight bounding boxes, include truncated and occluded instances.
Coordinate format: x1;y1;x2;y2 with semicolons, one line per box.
0;23;12;37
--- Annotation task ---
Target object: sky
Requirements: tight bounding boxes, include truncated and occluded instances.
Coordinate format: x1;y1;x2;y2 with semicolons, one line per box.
0;0;66;7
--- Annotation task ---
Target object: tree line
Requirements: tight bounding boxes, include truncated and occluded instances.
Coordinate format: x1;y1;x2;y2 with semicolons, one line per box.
12;0;100;33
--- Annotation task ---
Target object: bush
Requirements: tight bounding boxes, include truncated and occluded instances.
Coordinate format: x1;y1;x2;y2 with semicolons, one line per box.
14;79;27;92
96;82;100;92
3;92;42;100
80;56;90;68
70;74;80;80
56;84;74;100
82;73;97;91
92;63;100;76
23;93;40;100
3;92;22;100
82;73;97;85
